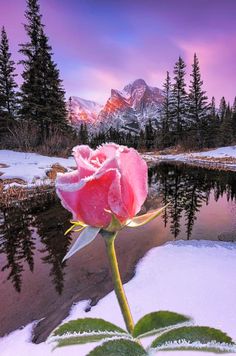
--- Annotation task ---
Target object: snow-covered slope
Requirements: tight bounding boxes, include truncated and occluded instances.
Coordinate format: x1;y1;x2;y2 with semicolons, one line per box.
98;79;164;133
143;145;236;171
68;79;164;134
1;241;236;355
67;96;103;126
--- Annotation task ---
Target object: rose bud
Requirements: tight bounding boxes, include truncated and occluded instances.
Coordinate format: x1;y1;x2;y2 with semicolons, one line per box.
56;143;148;230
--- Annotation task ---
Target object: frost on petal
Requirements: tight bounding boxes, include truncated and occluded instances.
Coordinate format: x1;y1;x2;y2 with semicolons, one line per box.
73;145;93;160
89;149;107;168
72;145;96;179
119;148;148;215
56;170;84;221
99;143;120;158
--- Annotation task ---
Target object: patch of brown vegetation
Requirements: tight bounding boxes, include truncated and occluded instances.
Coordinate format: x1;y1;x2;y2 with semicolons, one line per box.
192;156;236;164
0;163;9;168
0;184;55;208
46;163;68;180
0;178;28;196
0;177;27;185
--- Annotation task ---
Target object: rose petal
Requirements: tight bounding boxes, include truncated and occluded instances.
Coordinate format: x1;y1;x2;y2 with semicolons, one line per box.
99;143;120;158
56;171;84;220
108;170;129;218
73;145;92;160
74;169;121;227
119;148;148;215
72;145;96;179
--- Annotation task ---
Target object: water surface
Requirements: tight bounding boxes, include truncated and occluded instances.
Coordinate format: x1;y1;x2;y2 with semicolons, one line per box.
0;162;235;341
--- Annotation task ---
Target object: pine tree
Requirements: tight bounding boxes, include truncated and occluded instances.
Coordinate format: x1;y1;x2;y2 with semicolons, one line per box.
188;53;209;148
145;119;155;149
79;123;88;144
160;71;173;147
210;96;216;118
219;96;227;122
220;103;233;145
171;56;188;144
19;0;67;139
0;26;18;120
232;97;236;140
207;96;220;147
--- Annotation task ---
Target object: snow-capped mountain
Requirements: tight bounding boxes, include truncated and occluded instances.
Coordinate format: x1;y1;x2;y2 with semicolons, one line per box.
68;79;164;133
98;79;164;133
68;96;103;126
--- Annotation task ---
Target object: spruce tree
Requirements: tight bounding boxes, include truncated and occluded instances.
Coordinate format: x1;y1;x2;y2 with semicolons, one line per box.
188;53;209;148
171;56;188;144
219;96;227;122
210;96;216;118
220;103;233;145
0;26;18;120
207;96;220;147
19;0;67;139
160;71;173;147
232;97;236;140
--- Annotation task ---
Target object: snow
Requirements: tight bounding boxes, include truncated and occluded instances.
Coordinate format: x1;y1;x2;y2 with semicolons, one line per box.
68;96;103;124
0;240;235;356
191;146;236;158
144;145;236;170
0;150;75;185
1;146;236;187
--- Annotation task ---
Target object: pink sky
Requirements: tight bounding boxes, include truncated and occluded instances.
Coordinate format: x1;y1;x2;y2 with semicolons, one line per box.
0;0;235;105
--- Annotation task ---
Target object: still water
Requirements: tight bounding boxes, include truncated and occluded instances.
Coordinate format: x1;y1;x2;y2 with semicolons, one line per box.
0;162;235;341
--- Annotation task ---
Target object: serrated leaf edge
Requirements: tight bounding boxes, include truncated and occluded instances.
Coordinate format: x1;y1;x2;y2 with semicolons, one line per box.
149;340;236;353
48;330;131;343
136;320;194;339
87;336;147;355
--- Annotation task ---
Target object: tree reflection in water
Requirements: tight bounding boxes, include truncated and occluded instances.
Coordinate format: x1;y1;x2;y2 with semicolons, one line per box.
149;163;236;239
0;192;72;293
0;163;236;293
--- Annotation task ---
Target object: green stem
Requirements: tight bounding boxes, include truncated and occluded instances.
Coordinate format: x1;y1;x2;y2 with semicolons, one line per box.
103;231;134;334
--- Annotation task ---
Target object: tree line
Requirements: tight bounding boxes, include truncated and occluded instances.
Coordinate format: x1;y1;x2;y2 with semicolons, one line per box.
88;54;236;150
0;0;235;152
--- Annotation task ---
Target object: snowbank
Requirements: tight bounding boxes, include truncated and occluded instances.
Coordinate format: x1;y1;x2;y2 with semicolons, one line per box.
0;240;235;356
144;145;236;170
0;150;75;185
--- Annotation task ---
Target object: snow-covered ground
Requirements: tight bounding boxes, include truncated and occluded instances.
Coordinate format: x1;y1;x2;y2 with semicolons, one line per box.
144;145;236;170
1;146;236;189
0;150;75;185
0;240;235;356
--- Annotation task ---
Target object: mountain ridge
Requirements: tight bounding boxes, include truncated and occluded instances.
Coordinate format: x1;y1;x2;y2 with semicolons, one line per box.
68;79;164;133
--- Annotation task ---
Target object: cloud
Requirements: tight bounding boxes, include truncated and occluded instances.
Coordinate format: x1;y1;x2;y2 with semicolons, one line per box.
178;36;236;104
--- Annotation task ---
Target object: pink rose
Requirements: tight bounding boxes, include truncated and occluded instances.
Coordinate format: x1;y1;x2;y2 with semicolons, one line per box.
56;143;148;228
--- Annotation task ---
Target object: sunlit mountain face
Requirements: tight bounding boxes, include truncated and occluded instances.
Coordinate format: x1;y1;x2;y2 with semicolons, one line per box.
68;79;164;133
67;97;103;126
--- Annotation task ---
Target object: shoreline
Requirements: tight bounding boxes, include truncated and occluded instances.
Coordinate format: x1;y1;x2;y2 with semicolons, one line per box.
0;146;235;188
144;155;236;172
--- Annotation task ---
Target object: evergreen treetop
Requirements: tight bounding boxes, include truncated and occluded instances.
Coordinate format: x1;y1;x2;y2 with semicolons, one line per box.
19;0;67;136
171;56;188;142
0;26;18;118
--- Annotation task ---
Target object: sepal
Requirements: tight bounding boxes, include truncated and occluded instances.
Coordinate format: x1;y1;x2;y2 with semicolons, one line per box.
126;204;170;228
62;226;100;262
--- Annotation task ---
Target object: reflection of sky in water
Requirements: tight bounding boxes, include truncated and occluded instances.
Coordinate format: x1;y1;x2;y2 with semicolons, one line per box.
0;162;236;339
0;162;236;295
194;195;235;239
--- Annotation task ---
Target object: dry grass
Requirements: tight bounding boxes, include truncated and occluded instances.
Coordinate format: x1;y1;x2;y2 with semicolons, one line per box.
0;182;55;208
192;156;236;164
46;163;68;180
2;121;79;158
